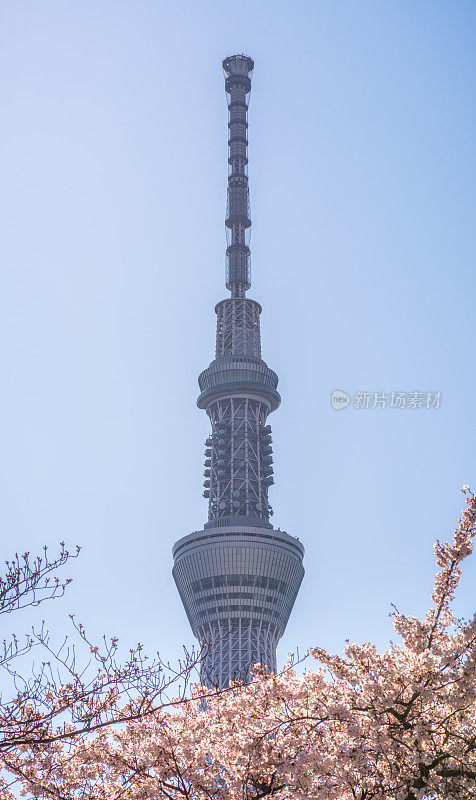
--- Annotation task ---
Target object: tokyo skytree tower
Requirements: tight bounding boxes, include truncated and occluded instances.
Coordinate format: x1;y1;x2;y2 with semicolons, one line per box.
172;55;304;688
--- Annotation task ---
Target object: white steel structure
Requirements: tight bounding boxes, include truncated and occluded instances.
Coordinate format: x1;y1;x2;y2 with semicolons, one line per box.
172;55;304;688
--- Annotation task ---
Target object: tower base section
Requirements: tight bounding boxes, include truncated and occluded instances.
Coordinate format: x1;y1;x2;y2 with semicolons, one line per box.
172;525;304;687
199;619;280;687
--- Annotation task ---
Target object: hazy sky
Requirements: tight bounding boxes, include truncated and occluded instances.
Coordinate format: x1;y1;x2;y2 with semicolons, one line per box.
1;1;475;678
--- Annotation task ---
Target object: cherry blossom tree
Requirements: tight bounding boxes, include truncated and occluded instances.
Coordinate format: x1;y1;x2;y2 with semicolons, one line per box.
0;543;204;798
5;488;476;800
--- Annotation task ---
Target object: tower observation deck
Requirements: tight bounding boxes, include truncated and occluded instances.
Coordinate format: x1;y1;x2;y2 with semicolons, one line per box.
172;55;304;688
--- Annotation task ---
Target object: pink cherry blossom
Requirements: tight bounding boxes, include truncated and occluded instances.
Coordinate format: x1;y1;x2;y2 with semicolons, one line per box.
3;489;476;800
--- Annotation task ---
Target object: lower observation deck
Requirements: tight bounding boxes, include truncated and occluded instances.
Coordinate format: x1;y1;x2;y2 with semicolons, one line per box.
172;524;304;653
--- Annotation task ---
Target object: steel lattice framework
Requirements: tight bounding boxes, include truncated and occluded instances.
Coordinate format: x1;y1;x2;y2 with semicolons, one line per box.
173;55;304;688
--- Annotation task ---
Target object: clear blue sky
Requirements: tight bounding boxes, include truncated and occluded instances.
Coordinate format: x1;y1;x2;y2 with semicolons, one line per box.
1;1;475;675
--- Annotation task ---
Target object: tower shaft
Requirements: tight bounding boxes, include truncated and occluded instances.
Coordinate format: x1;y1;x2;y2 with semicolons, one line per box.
172;56;304;688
